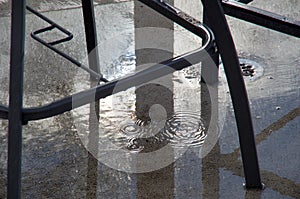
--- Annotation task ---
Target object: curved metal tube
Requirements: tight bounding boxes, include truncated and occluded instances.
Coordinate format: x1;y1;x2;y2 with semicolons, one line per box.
22;35;214;122
0;3;215;123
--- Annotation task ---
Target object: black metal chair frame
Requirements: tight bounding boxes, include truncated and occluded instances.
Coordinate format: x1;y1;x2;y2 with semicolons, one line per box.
1;0;299;198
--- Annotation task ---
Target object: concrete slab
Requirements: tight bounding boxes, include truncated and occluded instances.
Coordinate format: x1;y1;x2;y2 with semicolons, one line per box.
0;0;299;198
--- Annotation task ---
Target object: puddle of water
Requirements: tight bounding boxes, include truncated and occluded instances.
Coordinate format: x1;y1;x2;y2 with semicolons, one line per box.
0;0;227;194
1;0;299;198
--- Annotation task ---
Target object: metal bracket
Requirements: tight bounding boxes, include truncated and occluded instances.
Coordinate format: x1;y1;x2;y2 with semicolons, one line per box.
26;6;106;82
26;6;73;46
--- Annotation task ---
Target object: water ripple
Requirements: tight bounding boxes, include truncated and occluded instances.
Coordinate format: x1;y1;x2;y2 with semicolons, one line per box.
105;111;206;153
164;112;206;148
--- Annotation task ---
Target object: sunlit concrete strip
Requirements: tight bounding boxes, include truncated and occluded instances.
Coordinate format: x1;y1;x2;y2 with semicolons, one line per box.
134;0;175;198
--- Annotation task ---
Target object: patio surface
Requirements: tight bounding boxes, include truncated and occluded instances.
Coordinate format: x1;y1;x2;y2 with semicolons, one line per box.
0;0;299;198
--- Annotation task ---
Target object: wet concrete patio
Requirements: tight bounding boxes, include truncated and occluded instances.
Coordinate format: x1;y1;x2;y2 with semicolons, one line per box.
0;0;299;198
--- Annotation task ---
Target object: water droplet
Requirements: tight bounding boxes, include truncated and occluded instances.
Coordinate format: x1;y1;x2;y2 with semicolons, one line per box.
267;129;273;135
120;122;142;135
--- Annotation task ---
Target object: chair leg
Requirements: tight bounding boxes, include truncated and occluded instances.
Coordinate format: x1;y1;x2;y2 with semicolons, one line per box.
81;2;100;196
7;0;26;198
201;0;263;189
201;8;219;85
81;0;101;76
